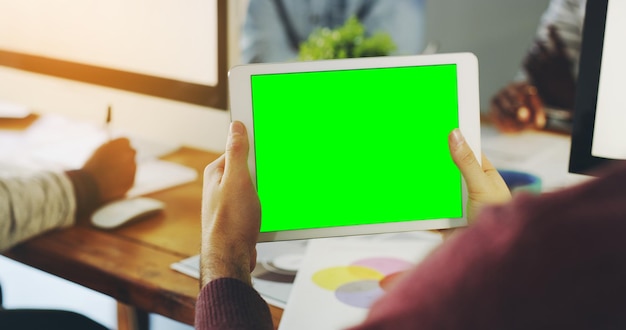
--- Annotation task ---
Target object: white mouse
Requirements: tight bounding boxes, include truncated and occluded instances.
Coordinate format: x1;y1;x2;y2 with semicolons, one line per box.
91;197;165;229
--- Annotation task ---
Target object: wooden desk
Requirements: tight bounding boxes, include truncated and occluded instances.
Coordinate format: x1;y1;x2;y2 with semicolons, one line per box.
1;119;284;328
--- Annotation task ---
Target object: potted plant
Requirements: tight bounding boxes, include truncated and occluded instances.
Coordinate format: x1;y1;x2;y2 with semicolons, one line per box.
298;16;397;61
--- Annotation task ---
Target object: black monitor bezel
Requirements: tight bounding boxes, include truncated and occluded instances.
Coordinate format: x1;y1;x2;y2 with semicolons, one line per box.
568;0;616;175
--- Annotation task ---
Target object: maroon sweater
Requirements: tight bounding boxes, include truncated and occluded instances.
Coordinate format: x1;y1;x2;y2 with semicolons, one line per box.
196;162;626;330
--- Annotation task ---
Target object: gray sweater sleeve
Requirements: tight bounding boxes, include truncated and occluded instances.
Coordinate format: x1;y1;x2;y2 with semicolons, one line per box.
0;170;76;252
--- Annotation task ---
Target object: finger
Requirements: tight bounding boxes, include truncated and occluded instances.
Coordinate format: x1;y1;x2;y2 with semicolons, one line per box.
449;129;491;191
507;85;527;123
224;121;250;176
494;95;529;131
498;89;518;117
480;155;512;203
491;100;523;133
522;86;547;129
510;84;533;124
480;155;500;181
534;107;547;129
493;86;523;124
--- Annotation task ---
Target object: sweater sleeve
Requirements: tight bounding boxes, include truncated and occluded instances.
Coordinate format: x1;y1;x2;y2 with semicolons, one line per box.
195;277;274;330
352;161;626;330
0;170;77;252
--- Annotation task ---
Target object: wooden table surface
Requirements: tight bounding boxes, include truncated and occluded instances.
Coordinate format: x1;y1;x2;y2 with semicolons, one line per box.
1;116;284;327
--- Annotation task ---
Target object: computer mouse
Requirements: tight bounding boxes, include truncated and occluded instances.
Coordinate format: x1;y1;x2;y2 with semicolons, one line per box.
91;197;165;229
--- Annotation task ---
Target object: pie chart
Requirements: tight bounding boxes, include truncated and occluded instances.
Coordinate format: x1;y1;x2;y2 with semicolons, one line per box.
311;257;413;308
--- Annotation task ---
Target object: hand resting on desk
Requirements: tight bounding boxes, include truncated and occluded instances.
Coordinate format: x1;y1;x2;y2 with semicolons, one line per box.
490;25;577;133
82;137;137;203
0;137;137;251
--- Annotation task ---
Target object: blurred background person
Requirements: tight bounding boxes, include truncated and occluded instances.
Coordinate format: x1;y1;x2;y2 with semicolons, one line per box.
0;137;136;251
0;137;136;330
490;0;586;133
240;0;426;64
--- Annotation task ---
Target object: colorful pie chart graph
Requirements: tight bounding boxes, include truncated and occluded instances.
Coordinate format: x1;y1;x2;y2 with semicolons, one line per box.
311;257;413;308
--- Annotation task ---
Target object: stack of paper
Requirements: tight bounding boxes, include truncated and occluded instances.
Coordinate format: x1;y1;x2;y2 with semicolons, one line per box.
0;113;196;196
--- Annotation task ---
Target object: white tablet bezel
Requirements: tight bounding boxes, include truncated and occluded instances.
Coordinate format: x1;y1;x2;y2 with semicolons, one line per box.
229;53;481;242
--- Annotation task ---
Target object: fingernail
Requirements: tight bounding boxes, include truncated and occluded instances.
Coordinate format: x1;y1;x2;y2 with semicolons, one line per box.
535;112;547;128
517;107;530;122
450;128;465;148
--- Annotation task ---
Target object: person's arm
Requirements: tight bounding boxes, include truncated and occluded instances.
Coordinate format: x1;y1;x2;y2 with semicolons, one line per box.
532;0;586;71
358;0;426;55
195;121;273;330
0;138;136;252
352;160;626;330
194;124;510;329
489;0;583;132
0;170;76;251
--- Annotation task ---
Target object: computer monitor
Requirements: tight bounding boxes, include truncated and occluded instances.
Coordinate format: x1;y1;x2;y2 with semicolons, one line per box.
569;0;626;175
0;1;228;109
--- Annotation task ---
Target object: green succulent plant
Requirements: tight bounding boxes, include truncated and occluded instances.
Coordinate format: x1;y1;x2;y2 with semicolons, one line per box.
298;16;397;61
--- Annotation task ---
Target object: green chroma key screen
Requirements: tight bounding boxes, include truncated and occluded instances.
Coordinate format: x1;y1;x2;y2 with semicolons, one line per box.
250;64;462;232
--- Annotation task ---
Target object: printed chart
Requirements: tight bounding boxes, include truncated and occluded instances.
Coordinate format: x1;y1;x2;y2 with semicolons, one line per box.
278;233;443;330
312;257;413;308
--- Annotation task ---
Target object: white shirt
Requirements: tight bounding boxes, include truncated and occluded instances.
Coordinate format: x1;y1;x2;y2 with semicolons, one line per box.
240;0;426;63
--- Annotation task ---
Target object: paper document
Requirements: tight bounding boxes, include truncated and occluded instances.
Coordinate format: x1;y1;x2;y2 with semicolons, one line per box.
127;159;198;197
0;100;30;118
170;231;442;312
481;125;590;191
0;113;195;196
171;240;309;308
277;232;442;330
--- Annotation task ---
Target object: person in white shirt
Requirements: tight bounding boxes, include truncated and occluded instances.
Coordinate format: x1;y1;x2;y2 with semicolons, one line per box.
0;137;136;330
240;0;426;63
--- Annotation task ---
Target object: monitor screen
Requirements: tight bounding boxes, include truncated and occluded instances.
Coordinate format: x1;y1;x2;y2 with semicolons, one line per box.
0;0;228;109
569;0;626;175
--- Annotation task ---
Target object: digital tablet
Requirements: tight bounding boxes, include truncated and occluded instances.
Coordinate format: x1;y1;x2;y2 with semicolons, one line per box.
229;53;481;242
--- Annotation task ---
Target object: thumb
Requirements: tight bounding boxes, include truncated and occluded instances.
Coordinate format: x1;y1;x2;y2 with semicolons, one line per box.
448;129;489;192
224;121;250;176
